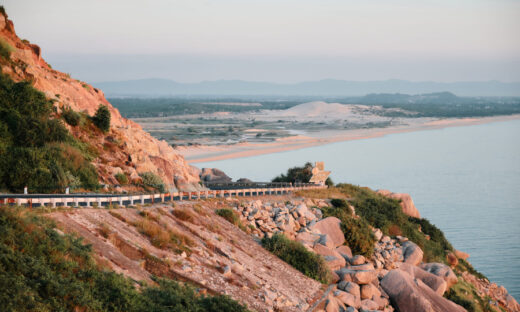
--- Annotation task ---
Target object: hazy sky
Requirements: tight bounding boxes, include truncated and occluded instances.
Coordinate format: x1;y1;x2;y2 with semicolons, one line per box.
2;0;520;83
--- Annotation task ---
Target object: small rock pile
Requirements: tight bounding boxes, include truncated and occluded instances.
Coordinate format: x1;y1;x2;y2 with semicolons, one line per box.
234;200;327;239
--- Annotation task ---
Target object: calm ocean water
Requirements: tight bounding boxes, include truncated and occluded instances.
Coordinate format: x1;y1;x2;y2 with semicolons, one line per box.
198;119;520;299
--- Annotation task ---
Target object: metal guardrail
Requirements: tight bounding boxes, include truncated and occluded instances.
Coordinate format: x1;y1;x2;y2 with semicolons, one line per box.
0;183;326;208
202;181;315;190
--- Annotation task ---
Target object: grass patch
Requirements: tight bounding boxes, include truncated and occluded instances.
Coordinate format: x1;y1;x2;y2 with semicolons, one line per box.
262;233;331;283
335;183;453;262
133;212;194;254
0;38;14;61
445;279;500;312
172;208;195;223
215;208;247;232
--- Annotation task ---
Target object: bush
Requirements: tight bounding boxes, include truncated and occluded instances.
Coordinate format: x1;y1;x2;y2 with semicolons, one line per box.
0;72;99;192
62;107;81;126
334;183;453;262
0;38;14;61
262;233;330;283
321;205;375;257
139;171;165;192
272;162;313;183
92;104;111;133
215;208;246;231
115;172;128;185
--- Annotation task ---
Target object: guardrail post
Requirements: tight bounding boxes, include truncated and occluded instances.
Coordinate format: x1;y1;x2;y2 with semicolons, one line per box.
97;198;102;208
140;195;144;205
119;197;123;206
188;192;192;200
197;191;200;199
161;193;165;203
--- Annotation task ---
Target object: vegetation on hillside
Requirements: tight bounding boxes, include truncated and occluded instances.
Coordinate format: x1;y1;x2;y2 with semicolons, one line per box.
261;233;331;284
321;198;376;257
92;104;111;133
272;162;333;186
0;71;99;193
333;183;454;262
0;206;249;312
215;208;247;232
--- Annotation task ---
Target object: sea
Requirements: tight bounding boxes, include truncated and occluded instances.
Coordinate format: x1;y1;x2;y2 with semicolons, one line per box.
198;118;520;299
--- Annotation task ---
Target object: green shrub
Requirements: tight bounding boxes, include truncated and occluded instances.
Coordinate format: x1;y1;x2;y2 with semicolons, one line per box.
261;233;330;283
115;172;128;185
62;107;81;126
321;205;375;257
333;183;453;262
0;38;14;61
272;162;313;183
139;172;165;192
92;104;111;133
0;72;99;192
215;208;246;231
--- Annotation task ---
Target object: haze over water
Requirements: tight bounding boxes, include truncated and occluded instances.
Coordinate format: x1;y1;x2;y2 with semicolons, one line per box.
199;119;520;299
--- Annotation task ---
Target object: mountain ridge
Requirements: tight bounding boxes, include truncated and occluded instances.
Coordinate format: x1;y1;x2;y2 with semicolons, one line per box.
94;78;520;97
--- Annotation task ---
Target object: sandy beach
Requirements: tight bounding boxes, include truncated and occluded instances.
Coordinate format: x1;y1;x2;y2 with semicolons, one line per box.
178;114;520;163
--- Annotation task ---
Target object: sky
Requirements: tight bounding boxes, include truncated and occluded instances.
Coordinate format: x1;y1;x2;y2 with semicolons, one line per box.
1;0;520;83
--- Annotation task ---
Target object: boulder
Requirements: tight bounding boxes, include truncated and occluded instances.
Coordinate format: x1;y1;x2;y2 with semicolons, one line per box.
317;234;336;249
377;190;421;218
336;245;353;260
338;281;361;298
381;269;466;312
336;267;378;285
402;241;423;265
399;263;447;295
446;252;459;267
295;232;320;247
360;299;379;310
334;290;361;308
454;249;470;260
200;168;232;183
309;217;345;247
349;255;366;265
314;244;346;271
420;262;458;289
361;283;381;300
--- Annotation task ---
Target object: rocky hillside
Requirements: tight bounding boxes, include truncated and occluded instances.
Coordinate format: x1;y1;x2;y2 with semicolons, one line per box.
0;8;200;191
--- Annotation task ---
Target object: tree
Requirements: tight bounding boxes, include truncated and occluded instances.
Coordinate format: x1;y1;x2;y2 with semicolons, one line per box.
92;104;110;132
272;162;314;183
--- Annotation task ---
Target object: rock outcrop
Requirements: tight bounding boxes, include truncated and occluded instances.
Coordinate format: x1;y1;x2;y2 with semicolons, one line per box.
200;168;232;183
377;190;421;218
381;269;466;312
0;10;200;191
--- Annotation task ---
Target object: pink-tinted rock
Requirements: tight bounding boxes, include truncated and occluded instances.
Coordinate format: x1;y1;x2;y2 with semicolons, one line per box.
377;190;421;218
314;244;346;271
336;245;353;259
420;262;458;289
402;241;423;265
349;255;366;265
399;263;447;295
454;249;470;260
336;267;378;285
309;217;345;248
334;290;361;308
361;283;381;300
381;269;466;312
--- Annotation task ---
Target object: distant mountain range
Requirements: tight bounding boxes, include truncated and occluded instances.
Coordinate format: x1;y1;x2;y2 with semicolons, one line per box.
94;79;520;97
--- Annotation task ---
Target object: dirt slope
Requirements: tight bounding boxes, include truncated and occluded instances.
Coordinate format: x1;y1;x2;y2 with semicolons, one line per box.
48;199;324;311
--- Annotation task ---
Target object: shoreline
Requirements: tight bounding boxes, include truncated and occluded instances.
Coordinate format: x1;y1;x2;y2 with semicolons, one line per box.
178;114;520;164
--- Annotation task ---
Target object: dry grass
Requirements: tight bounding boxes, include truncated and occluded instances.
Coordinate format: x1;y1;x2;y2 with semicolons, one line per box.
294;187;346;199
97;223;112;238
171;208;195;223
134;218;171;249
133;212;195;254
108;210;127;223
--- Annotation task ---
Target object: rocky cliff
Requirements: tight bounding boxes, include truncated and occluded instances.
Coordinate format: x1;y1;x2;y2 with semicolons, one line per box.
0;9;200;191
